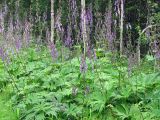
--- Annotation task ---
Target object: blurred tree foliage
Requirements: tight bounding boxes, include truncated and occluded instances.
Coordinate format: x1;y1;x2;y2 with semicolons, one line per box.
0;0;159;52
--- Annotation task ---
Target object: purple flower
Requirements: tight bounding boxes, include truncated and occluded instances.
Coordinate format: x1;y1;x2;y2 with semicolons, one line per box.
0;47;5;61
15;39;22;52
64;25;73;48
49;42;58;61
86;6;93;26
0;47;10;64
65;35;72;48
80;55;87;73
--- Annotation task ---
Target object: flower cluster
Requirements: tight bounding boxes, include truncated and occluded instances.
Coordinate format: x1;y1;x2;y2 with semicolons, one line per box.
80;55;88;73
64;26;73;48
49;42;58;61
0;47;10;64
15;39;22;52
86;6;93;26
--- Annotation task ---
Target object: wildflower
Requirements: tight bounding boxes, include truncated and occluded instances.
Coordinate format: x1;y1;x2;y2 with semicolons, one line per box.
64;26;73;48
0;47;10;64
87;45;91;59
0;47;5;61
65;35;72;48
15;39;22;52
80;55;87;73
49;42;58;61
86;6;93;26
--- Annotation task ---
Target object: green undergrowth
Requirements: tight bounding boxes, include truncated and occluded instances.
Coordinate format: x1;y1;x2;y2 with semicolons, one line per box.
0;47;160;120
0;86;18;120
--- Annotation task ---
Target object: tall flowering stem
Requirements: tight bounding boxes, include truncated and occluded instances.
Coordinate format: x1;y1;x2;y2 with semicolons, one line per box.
65;25;73;48
49;42;58;61
15;39;22;52
0;47;10;64
0;46;20;92
80;55;87;74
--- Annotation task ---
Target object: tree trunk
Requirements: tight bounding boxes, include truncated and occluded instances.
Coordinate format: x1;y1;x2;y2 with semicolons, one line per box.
51;0;54;42
120;0;124;56
81;0;87;57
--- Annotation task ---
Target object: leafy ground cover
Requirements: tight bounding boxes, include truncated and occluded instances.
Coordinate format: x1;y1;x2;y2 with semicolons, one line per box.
0;86;17;120
0;46;160;120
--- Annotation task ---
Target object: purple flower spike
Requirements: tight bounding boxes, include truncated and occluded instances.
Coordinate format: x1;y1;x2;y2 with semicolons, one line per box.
0;47;10;64
80;55;87;73
0;47;5;61
64;25;73;48
15;39;22;52
65;35;72;48
49;42;58;61
86;6;93;26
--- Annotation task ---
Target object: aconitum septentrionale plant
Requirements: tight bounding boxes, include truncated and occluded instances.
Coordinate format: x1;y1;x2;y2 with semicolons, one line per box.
80;55;87;73
49;42;58;61
0;46;10;64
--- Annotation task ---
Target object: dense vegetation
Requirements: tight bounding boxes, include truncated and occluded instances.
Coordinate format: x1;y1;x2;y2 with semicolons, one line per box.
0;0;160;120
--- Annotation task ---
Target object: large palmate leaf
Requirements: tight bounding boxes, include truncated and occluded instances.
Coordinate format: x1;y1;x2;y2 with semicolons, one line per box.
112;104;142;120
